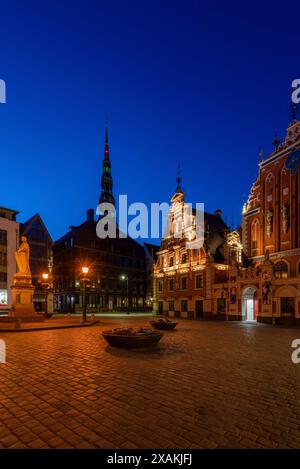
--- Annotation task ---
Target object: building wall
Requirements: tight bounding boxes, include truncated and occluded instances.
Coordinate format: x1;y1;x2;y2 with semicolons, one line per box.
154;120;300;325
53;211;147;313
0;217;19;310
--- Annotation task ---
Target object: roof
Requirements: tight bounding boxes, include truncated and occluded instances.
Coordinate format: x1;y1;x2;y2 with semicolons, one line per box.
21;213;53;244
0;206;19;215
54;218;146;258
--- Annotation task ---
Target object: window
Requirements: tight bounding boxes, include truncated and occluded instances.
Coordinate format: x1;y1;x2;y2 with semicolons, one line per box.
169;301;175;311
181;277;187;290
169;256;174;267
0;230;7;246
168;278;174;291
0;289;7;305
181;253;187;264
281;297;295;316
251;220;259;251
195;274;203;289
0;251;7;267
217;298;226;313
214;269;227;283
158;280;163;292
274;261;288;279
0;272;7;282
181;300;188;312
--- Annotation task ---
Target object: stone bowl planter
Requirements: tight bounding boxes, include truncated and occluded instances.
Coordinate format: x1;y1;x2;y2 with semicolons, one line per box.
102;327;163;348
150;317;177;330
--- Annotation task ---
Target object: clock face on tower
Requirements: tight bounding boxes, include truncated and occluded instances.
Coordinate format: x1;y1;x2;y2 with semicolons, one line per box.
285;149;300;175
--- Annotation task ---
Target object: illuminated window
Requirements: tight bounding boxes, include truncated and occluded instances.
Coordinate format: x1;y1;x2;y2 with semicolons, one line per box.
181;253;187;264
274;261;288;279
158;280;163;292
168;279;174;291
251;219;259;251
0;289;7;305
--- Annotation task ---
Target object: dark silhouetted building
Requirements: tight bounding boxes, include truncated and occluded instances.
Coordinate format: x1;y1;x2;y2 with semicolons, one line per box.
21;213;53;313
53;130;147;313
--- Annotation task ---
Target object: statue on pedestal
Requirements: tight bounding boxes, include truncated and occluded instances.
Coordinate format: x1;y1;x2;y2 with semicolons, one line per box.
9;236;42;321
15;236;31;278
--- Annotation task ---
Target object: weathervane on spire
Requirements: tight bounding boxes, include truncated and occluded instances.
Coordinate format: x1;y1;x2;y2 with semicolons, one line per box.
176;162;182;192
259;146;264;162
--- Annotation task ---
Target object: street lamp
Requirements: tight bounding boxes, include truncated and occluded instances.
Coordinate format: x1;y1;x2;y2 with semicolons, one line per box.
82;266;89;322
120;274;129;313
42;273;49;316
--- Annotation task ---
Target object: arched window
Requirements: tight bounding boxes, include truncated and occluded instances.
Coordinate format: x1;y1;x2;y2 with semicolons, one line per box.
274;261;289;279
251;219;259;251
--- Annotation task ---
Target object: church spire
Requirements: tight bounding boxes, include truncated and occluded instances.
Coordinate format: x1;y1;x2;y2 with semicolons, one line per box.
99;128;115;207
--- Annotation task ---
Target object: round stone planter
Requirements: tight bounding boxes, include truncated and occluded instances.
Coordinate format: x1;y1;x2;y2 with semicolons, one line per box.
102;327;163;348
150;318;177;330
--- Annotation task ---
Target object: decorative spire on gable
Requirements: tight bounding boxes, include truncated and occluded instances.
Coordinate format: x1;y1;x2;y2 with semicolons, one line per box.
171;162;184;203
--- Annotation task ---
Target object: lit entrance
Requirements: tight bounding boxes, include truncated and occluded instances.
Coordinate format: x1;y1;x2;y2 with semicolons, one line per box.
242;287;258;321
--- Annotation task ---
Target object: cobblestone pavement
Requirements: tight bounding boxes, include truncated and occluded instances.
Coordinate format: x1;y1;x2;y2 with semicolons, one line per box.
1;318;300;449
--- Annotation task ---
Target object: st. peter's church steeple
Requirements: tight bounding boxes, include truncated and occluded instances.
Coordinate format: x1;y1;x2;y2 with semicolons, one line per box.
99;128;115;207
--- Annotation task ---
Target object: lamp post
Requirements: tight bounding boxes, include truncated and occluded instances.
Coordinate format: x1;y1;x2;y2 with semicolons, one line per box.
121;274;129;313
42;273;49;316
82;266;89;322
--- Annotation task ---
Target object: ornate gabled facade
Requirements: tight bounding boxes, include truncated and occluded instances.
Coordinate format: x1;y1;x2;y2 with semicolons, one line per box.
154;118;300;325
239;118;300;324
153;182;243;318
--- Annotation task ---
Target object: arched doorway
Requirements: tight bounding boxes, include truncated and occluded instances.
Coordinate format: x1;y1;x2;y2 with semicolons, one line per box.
242;287;258;321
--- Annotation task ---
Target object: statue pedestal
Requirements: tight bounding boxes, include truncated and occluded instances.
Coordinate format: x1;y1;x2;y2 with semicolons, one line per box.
9;275;44;322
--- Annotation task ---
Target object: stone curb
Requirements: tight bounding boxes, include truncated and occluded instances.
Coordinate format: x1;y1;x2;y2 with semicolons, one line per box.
0;320;100;333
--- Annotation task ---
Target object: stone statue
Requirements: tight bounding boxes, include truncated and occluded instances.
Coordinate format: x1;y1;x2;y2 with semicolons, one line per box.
266;209;273;238
15;236;31;277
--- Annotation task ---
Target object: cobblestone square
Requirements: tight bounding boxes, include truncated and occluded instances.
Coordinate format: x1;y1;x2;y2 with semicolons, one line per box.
1;318;300;449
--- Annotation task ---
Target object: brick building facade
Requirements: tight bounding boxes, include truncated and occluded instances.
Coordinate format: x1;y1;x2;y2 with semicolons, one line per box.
154;118;300;324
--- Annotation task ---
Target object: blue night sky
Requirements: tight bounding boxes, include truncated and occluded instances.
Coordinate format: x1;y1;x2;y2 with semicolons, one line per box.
0;0;299;241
